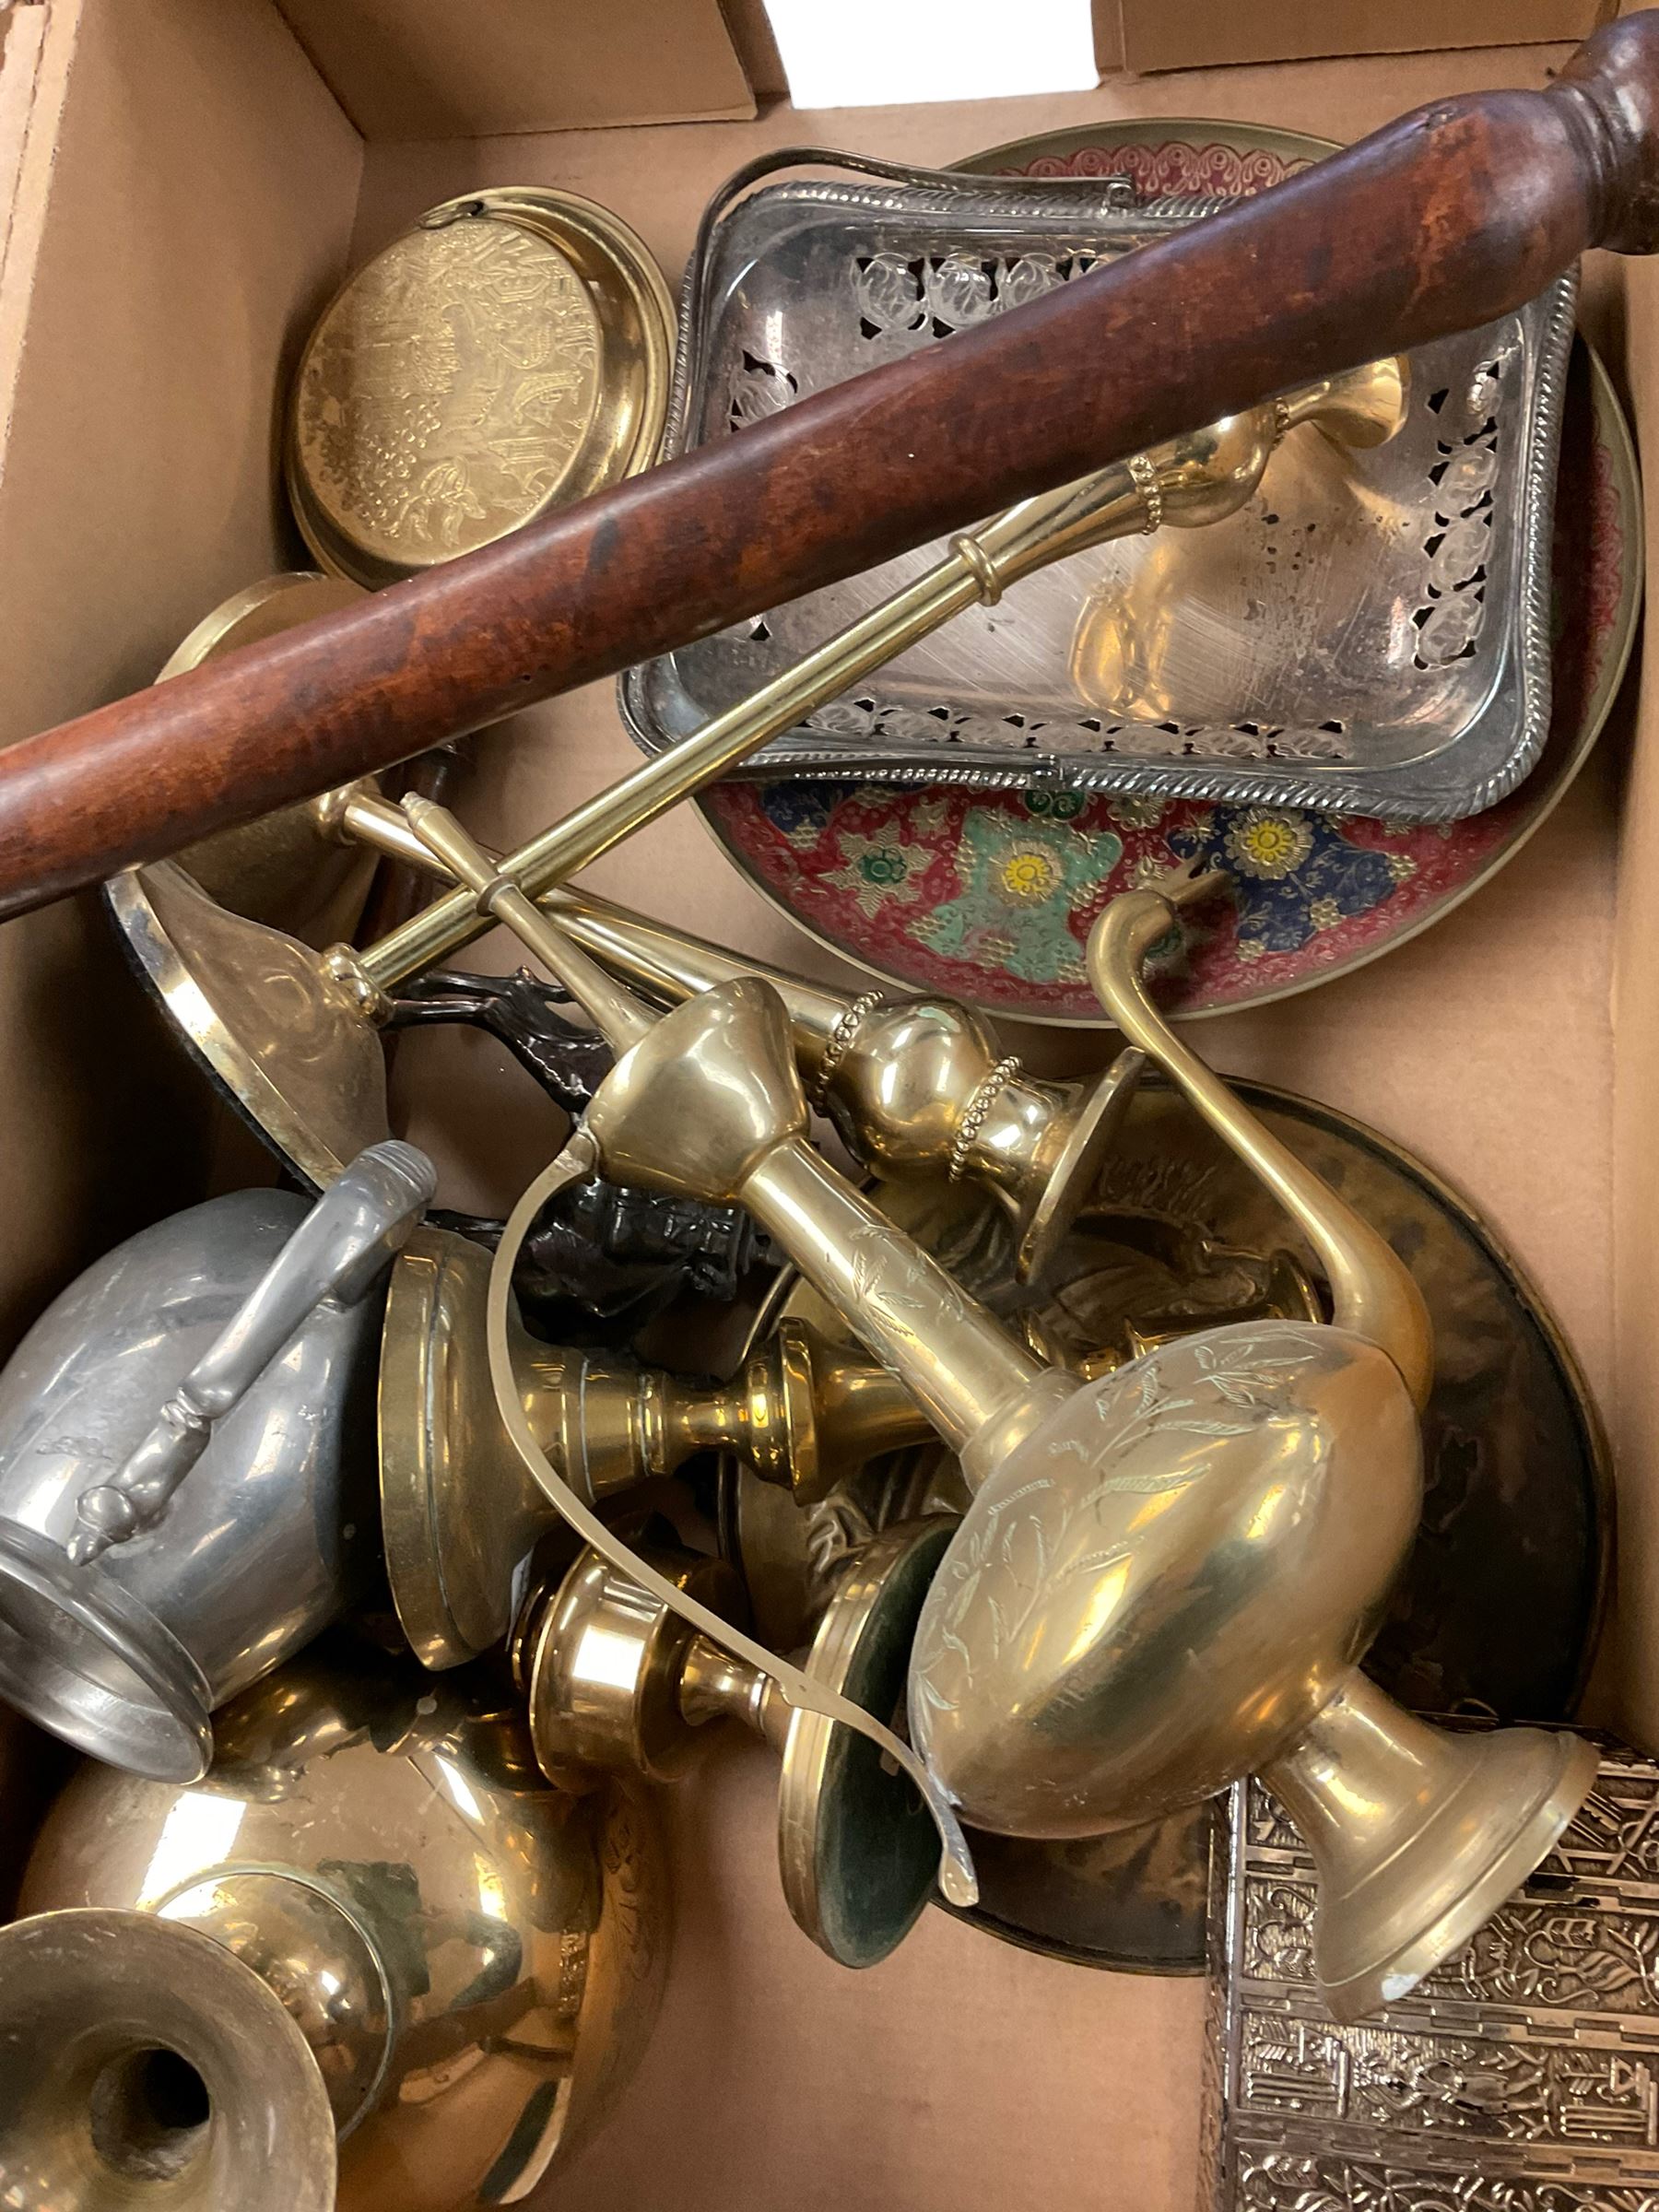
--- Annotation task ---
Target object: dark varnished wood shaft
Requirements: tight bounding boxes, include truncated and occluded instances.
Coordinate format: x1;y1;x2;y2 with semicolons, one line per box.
2;18;1658;919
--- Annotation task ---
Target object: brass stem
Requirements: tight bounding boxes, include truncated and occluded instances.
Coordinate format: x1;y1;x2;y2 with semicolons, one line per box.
398;796;656;1054
341;384;1335;994
736;1133;1065;1475
677;1635;788;1749
1087;889;1433;1409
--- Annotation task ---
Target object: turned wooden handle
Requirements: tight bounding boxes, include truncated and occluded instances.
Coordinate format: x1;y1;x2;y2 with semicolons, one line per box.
3;17;1658;919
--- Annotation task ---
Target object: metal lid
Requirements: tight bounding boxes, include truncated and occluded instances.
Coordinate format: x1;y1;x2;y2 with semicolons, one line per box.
288;187;675;587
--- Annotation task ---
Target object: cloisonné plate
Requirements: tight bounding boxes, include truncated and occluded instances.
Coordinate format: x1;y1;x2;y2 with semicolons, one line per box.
697;121;1641;1024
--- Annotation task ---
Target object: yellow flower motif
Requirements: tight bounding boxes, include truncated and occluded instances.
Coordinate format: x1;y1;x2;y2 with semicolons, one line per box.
998;846;1063;901
1385;852;1418;884
1308;896;1344;932
1224;809;1313;882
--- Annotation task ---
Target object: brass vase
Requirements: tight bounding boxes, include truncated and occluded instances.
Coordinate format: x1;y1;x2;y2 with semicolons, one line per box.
471;848;1589;2018
18;1643;669;2211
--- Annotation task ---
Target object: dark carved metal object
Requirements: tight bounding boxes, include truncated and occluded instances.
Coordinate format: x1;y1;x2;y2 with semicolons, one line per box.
1;20;1657;910
388;968;767;1335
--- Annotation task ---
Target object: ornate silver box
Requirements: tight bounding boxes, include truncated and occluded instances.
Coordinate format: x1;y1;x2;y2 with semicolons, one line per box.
1203;1748;1659;2209
621;154;1577;822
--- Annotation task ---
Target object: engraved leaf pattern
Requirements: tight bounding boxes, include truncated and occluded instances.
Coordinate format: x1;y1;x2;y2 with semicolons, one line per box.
914;1324;1321;1714
854;253;926;334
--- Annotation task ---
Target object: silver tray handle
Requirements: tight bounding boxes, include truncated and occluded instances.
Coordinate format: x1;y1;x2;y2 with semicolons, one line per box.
68;1141;437;1565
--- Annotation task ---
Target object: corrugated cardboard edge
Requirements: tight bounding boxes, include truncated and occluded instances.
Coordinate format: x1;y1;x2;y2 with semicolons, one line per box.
272;0;758;141
1116;0;1612;75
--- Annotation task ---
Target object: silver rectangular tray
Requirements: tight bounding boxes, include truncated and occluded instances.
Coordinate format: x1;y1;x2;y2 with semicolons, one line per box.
620;152;1577;823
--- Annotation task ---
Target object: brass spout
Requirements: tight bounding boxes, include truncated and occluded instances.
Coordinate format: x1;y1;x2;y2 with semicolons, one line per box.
379;1223;933;1671
514;1517;959;1968
1087;879;1433;1409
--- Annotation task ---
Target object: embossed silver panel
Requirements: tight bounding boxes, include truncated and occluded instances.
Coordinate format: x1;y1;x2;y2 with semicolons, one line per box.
621;153;1576;822
1203;1745;1659;2210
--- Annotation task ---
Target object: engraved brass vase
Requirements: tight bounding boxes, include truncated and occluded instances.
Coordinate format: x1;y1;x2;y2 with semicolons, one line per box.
500;867;1591;2016
19;1645;669;2212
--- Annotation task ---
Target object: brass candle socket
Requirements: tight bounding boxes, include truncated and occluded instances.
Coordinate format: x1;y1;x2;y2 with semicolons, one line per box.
109;359;1404;1191
379;1222;933;1670
513;1517;958;1969
491;852;1589;2018
19;1649;669;2212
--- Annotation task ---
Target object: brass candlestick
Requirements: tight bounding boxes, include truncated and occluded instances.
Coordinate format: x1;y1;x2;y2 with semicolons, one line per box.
472;830;1588;2019
514;1518;958;1969
111;360;1406;1188
509;885;1143;1283
380;1221;932;1669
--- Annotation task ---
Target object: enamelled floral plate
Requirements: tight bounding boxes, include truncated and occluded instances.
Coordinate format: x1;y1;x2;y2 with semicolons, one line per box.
696;120;1641;1025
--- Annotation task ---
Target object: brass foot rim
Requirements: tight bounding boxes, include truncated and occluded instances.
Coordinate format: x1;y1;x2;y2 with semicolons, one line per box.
1012;1050;1143;1285
1317;1727;1599;2023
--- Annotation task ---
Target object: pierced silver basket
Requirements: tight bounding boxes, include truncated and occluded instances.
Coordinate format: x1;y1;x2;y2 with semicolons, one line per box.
620;149;1576;822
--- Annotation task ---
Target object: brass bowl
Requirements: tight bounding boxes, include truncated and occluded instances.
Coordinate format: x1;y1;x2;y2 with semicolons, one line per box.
288;188;675;588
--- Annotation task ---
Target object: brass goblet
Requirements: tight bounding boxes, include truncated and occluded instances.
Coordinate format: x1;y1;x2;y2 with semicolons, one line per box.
514;1518;957;1969
380;1220;931;1668
19;1646;669;2212
0;1906;336;2212
462;828;1589;2020
109;359;1405;1191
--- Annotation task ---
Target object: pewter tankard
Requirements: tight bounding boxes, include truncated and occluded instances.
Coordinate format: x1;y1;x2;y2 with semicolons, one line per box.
0;1143;434;1780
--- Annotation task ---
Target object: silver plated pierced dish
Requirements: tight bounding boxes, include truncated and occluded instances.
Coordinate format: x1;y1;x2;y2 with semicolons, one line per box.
619;150;1577;823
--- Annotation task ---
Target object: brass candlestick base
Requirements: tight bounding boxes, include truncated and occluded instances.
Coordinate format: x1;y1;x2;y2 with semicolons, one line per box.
380;1223;933;1669
0;1907;335;2212
516;1518;957;1968
1262;1677;1598;2023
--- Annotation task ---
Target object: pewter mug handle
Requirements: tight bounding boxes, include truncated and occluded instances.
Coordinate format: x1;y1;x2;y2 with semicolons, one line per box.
68;1142;438;1565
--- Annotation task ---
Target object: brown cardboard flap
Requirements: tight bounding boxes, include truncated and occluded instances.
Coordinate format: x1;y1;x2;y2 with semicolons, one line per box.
274;0;758;140
1116;0;1607;74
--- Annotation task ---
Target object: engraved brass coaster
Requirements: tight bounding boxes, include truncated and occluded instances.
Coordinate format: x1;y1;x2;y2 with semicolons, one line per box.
718;1079;1608;1972
288;188;675;587
1204;1743;1659;2208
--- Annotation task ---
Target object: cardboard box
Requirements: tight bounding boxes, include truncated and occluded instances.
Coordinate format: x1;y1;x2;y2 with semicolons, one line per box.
1114;0;1612;74
0;7;1648;2207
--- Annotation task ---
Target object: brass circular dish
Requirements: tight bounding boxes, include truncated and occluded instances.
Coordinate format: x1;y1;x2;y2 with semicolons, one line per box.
717;1080;1609;1971
288;188;675;587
